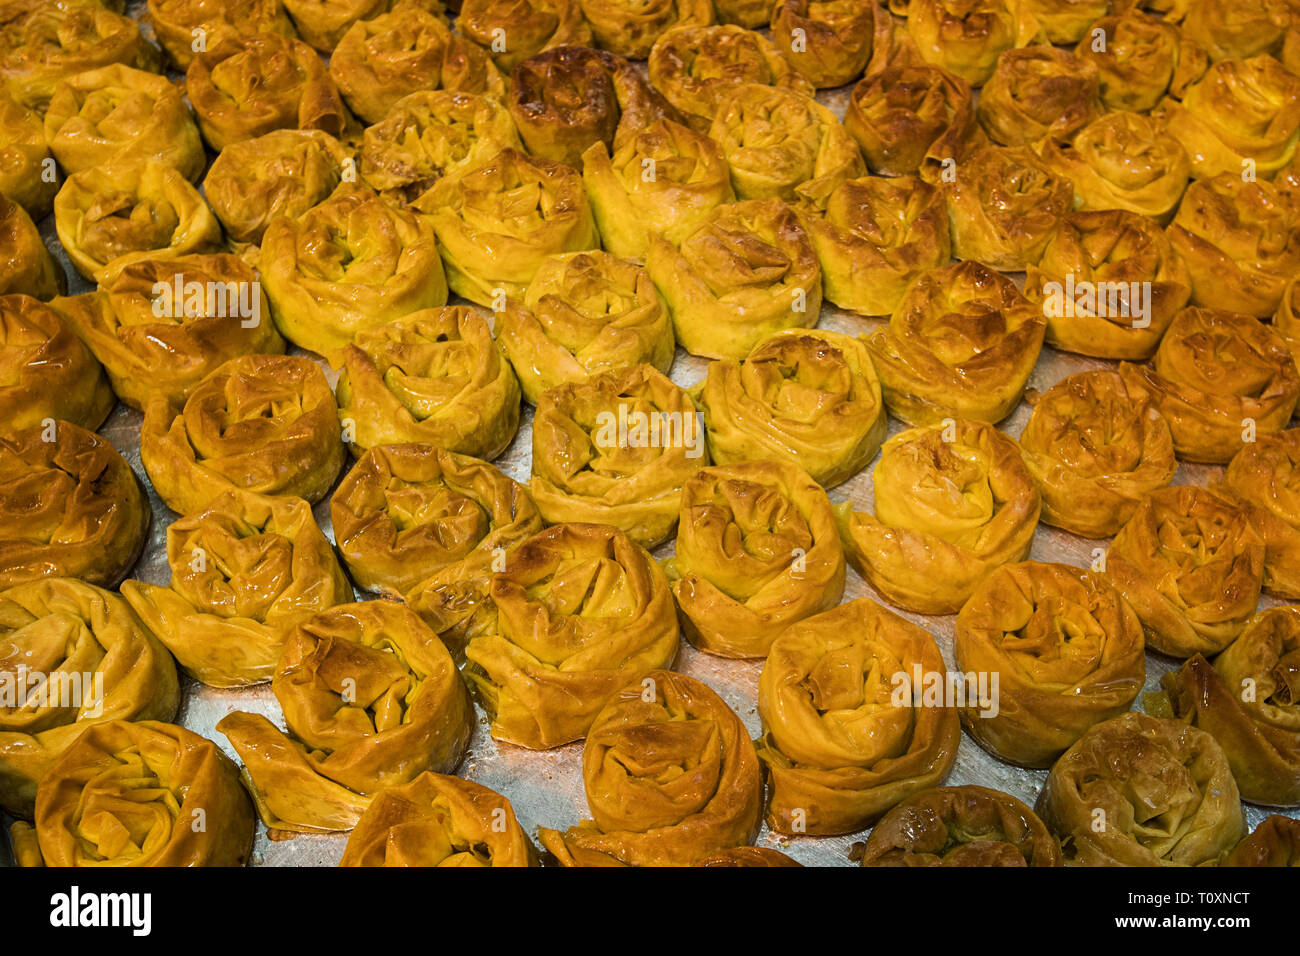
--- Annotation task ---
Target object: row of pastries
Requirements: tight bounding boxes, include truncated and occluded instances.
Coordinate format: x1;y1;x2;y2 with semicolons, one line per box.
2;0;1300;867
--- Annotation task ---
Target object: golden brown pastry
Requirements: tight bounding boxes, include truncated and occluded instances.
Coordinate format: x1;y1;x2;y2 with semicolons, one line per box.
866;260;1045;425
1223;815;1300;866
1021;0;1107;43
977;45;1101;147
769;0;892;89
260;184;448;354
0;90;58;219
1220;430;1300;598
330;442;542;595
53;160;221;285
1107;485;1264;658
695;846;802;866
837;419;1039;614
646;198;821;360
579;0;713;60
0;196;61;301
756;597;960;835
1036;712;1245;866
458;0;591;72
280;0;396;51
856;786;1063;866
121;491;352;687
496;251;674;404
0;294;113;431
0;421;148;590
331;306;521;460
667;458;845;659
1075;9;1207;112
696;328;887;488
416;147;598;306
1275;272;1300;366
12;720;251;865
218;600;472;833
0;581;179;818
1181;0;1291;62
140;354;345;515
146;0;298;69
711;0;770;25
1025;209;1191;359
1019;370;1176;538
904;0;1040;86
339;772;538;866
538;670;761;866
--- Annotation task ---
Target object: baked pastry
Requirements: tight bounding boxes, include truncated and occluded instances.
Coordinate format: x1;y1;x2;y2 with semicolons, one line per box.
769;0;892;89
496;250;674;403
140;354;345;515
538;670;761;866
458;0;591;71
579;0;713;60
855;786;1063;866
756;597;960;834
1075;9;1208;112
260;184;448;353
0;421;149;589
0;580;179;818
1024;209;1191;359
866;260;1045;425
121;491;352;687
340;772;538;866
329;3;505;124
977;46;1101;147
530;364;702;548
330;442;542;595
646;198;821;360
1021;0;1106;43
218;600;472;833
666;460;843;658
938;144;1073;269
696;329;886;488
51;254;283;410
53;160;221;285
0;196;61;300
695;847;802;866
646;24;813;132
1107;485;1264;658
1166;174;1300;318
1220;430;1300;598
280;0;397;52
795;174;949;316
186;32;349;151
1276;274;1300;367
331;307;521;460
417;148;598;306
0;294;113;431
837;419;1039;614
1162;607;1300;806
1181;0;1291;62
1223;815;1300;866
1036;712;1245;866
146;0;297;69
43;64;205;182
0;90;57;219
1019;370;1176;537
904;0;1040;86
10;720;251;866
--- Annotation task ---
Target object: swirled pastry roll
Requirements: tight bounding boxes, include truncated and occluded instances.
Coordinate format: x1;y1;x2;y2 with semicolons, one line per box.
0;197;61;300
530;364;703;548
904;0;1040;86
1107;485;1264;658
261;184;448;354
1020;371;1176;538
279;0;416;52
1224;816;1300;866
844;64;984;178
666;460;844;658
1021;0;1106;43
186;33;349;151
1025;209;1190;359
696;846;802;866
1181;0;1291;62
866;260;1045;425
0;294;113;431
0;581;179;818
1075;9;1208;112
332;307;520;460
837;419;1039;614
43;64;205;181
219;600;472;833
1221;430;1300;598
496;251;673;404
756;597;960;834
51;254;283;410
795;174;949;316
1036;712;1245;866
12;720;251;865
330;442;541;595
121;491;351;687
417;148;598;306
340;772;538;866
1166;174;1300;318
697;329;886;487
0;421;148;589
329;3;504;124
538;670;761;865
53;160;221;285
769;0;892;89
146;0;297;69
977;46;1101;147
141;354;345;515
856;785;1062;866
579;0;714;59
0;91;57;219
646;198;820;360
458;0;591;72
646;24;813;131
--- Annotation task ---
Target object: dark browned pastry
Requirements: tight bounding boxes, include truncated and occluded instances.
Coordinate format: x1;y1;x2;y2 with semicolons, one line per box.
769;0;892;90
1219;429;1300;599
458;0;592;71
0;195;61;300
1223;815;1300;866
976;45;1102;147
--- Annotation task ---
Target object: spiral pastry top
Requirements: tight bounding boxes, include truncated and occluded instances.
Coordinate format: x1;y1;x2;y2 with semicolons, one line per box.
577;0;714;60
146;0;298;69
0;196;61;300
976;46;1102;147
0;90;58;219
457;0;592;72
903;0;1041;86
1220;429;1300;598
1181;0;1292;64
1223;815;1300;867
1021;0;1106;43
1074;9;1208;112
769;0;893;90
